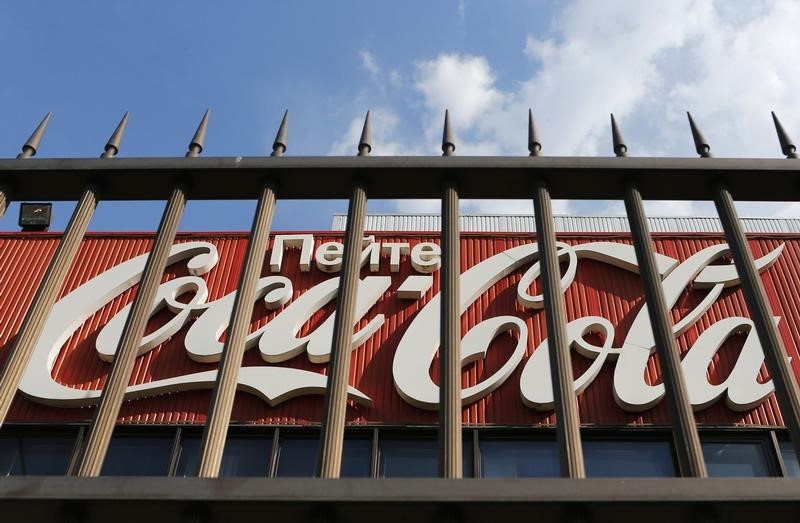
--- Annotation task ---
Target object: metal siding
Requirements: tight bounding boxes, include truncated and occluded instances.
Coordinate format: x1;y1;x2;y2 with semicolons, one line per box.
337;214;800;235
1;232;799;428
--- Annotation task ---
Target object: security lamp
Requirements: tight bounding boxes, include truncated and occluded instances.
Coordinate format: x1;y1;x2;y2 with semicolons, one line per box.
19;202;52;231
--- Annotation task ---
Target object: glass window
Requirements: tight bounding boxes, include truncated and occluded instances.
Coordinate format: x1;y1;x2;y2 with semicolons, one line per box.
0;435;75;476
379;436;473;478
584;440;676;477
175;434;273;477
779;441;800;478
174;436;201;477
101;435;174;476
479;439;558;478
275;435;373;478
340;437;372;478
702;441;771;477
276;436;317;477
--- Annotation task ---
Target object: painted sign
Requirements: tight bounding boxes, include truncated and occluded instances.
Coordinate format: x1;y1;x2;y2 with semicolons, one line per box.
1;232;798;426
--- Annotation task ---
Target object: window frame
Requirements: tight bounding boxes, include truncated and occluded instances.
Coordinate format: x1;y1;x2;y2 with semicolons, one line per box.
1;423;797;478
699;429;783;477
0;424;83;477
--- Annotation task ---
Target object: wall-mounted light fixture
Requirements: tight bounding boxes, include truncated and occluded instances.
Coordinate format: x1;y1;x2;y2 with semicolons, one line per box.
19;202;52;232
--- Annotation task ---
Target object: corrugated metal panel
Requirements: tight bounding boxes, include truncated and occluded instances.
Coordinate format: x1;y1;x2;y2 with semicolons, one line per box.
1;232;799;428
334;214;800;234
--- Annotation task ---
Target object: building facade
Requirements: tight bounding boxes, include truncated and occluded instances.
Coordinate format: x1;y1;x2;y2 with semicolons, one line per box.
1;218;799;520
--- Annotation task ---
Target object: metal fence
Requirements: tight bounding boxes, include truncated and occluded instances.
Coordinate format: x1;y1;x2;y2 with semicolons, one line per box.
0;107;800;488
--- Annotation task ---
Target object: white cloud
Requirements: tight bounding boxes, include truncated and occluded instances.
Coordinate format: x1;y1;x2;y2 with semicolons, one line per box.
403;1;800;218
359;49;380;79
388;69;403;87
414;54;505;131
338;2;800;220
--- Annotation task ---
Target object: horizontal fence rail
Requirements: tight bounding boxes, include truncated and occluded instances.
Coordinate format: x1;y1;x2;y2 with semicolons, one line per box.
1;156;800;200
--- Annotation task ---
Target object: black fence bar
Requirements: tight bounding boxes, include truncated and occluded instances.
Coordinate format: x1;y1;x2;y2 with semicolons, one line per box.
318;112;372;478
715;184;800;460
613;114;707;477
439;110;462;478
197;111;286;478
681;113;800;462
529;110;585;478
624;181;707;476
0;113;128;428
75;111;208;476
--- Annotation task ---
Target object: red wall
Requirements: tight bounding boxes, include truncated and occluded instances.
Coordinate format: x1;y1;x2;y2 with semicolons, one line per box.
0;231;797;427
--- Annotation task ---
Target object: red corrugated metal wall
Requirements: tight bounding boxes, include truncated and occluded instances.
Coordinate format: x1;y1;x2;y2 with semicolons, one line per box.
0;232;797;427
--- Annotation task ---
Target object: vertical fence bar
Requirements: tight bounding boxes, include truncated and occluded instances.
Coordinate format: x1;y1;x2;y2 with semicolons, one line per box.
439;110;462;478
715;185;800;457
318;111;371;478
0;113;128;428
528;110;584;478
75;111;208;477
613;114;706;477
197;111;285;478
686;112;800;459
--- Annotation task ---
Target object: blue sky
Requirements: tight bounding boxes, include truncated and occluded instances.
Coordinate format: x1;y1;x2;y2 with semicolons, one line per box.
2;1;800;232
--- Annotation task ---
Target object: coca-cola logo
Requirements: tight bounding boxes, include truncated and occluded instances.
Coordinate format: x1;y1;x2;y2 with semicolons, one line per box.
18;236;784;414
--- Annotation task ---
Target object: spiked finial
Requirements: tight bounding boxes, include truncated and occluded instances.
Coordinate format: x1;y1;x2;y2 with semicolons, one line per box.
771;111;797;159
101;112;129;158
687;112;712;158
610;113;627;157
17;112;52;159
358;110;372;156
528;109;541;156
271;110;288;157
441;109;455;156
186;109;210;157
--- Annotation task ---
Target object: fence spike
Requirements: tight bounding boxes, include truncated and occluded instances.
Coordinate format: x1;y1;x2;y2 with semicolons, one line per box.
187;109;210;157
687;112;712;158
771;111;797;159
17;112;52;159
611;113;627;157
271;110;288;157
101;112;129;158
528;109;541;157
358;110;372;156
442;109;455;156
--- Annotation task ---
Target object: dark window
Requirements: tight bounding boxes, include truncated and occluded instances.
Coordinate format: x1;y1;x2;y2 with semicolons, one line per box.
174;435;200;477
0;435;75;476
379;436;473;478
219;436;275;477
275;436;317;477
584;440;676;477
101;435;174;476
175;434;273;477
479;438;558;478
702;441;771;477
779;441;800;478
275;435;373;478
340;437;372;478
